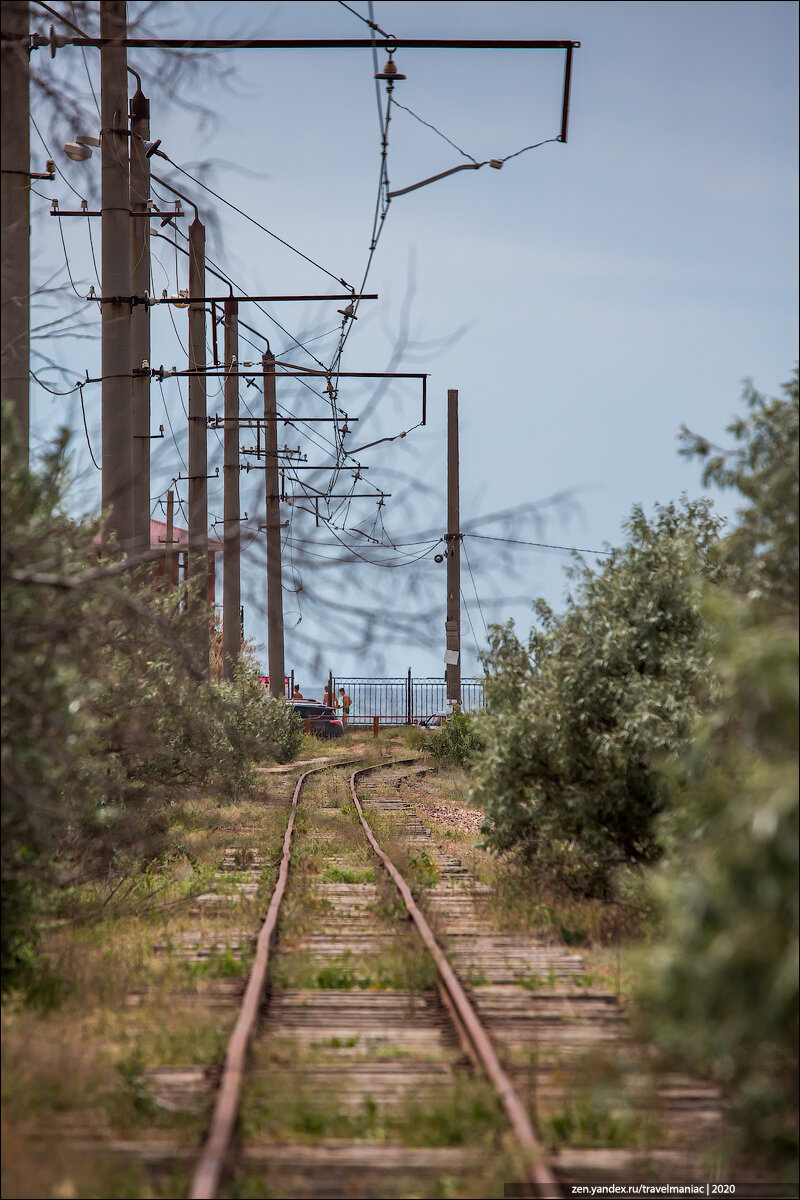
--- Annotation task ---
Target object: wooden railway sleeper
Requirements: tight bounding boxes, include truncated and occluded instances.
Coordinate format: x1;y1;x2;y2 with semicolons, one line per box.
349;761;563;1200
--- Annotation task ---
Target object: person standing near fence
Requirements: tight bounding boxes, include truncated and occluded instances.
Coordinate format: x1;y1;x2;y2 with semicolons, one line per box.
338;688;352;728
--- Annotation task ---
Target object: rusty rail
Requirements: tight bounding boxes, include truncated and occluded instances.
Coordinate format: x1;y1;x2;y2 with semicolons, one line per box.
189;755;562;1198
349;762;563;1200
189;758;362;1199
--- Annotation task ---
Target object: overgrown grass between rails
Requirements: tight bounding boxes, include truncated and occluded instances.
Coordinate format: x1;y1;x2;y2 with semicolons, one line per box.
273;770;443;992
323;864;378;884
359;804;441;897
179;944;253;981
239;1069;506;1147
272;940;439;992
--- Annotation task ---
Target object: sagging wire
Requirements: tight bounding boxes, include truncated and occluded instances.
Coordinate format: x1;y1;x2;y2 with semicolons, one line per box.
465;532;610;556
153;150;355;292
153;211;334;373
34;0;87;38
501;137;562;164
283;532;443;570
391;99;479;164
158;377;187;472
86;209;101;285
461;585;482;660
285;497;303;627
321;519;443;568
285;533;442;550
30;114;86;204
337;0;395;40
462;537;489;641
55;213;86;297
325;52;395;390
29;358;99;468
391;100;561;173
29;367;81;397
74;9;100;116
77;381;100;469
316;2;399;479
148;188;358;488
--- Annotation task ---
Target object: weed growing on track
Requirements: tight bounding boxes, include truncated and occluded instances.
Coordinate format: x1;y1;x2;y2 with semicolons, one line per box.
323;865;378;884
539;1093;663;1150
1;784;290;1198
239;1070;504;1148
273;936;438;992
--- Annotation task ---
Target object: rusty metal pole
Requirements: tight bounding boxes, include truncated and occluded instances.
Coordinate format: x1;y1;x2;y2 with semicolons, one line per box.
263;351;285;700
222;299;240;680
101;0;133;546
445;389;462;708
1;1;30;456
188;216;209;676
129;78;150;554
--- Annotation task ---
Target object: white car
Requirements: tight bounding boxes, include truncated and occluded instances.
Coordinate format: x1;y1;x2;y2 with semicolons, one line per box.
418;712;449;728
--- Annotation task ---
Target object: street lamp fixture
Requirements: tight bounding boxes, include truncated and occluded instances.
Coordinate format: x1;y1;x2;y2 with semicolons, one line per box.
62;134;100;161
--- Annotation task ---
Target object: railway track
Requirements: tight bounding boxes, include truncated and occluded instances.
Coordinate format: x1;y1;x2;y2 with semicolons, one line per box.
184;758;562;1199
187;756;720;1199
19;755;723;1199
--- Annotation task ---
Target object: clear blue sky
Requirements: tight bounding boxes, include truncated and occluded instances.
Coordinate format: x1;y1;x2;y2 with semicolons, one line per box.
28;1;799;688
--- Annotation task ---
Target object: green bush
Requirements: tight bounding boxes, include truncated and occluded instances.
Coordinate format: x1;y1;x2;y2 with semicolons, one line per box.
258;695;304;763
638;598;798;1170
638;373;799;1173
0;409;299;993
471;498;725;894
2;416;102;987
679;369;798;607
419;711;485;769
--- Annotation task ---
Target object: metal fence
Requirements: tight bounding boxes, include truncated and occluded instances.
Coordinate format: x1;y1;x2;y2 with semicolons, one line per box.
330;673;486;727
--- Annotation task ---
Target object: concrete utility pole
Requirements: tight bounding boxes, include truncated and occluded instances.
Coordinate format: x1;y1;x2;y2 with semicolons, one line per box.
1;1;30;455
222;299;241;680
445;388;462;708
263;352;285;699
188;215;209;676
129;76;151;554
165;488;176;583
101;0;133;545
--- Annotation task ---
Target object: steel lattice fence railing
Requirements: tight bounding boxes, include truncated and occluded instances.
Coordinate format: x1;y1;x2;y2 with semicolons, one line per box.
328;673;486;727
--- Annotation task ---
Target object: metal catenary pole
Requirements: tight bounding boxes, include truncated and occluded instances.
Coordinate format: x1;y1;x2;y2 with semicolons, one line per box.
262;351;285;700
188;215;209;676
129;75;150;554
446;388;462;707
100;0;133;546
1;1;30;456
222;298;240;680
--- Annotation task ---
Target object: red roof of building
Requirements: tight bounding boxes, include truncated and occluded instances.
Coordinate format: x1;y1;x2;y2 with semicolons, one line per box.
149;518;223;553
92;520;223;553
